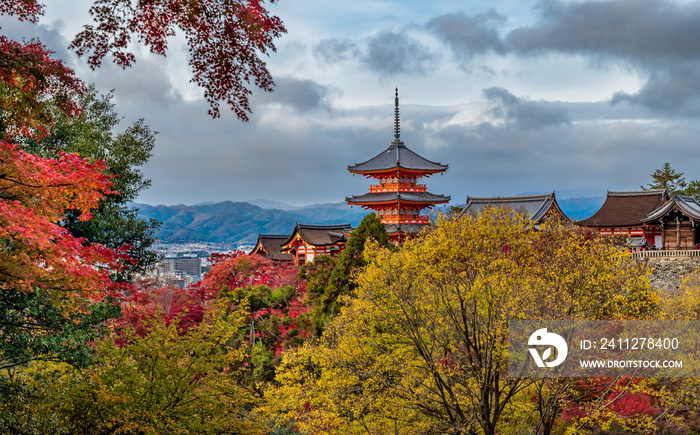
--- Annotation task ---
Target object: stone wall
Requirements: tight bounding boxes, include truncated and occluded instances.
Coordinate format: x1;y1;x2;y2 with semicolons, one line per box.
636;257;700;292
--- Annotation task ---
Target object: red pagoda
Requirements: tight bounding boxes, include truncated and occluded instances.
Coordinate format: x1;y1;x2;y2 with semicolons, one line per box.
346;89;450;241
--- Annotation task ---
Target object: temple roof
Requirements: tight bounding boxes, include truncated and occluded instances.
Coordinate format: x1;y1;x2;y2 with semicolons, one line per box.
346;191;451;205
577;190;669;227
281;223;353;248
461;193;569;223
643;195;700;222
348;142;448;174
250;234;294;261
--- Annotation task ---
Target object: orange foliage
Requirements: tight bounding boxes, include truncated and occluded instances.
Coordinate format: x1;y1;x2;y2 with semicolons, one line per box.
0;141;129;300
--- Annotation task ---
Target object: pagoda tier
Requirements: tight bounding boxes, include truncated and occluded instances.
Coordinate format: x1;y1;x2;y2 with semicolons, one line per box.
346;89;450;240
346;191;449;225
348;142;447;176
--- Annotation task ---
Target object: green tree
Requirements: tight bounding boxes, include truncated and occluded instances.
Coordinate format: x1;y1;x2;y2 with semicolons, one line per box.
0;291;121;432
642;162;687;192
300;212;392;337
220;283;297;386
0;290;120;372
298;254;336;337
21;86;160;278
328;212;391;296
678;179;700;202
644;163;700;202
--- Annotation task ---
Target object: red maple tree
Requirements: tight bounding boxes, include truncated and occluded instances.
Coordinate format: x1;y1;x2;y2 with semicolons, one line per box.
0;1;86;138
119;253;308;346
0;36;85;139
0;141;130;299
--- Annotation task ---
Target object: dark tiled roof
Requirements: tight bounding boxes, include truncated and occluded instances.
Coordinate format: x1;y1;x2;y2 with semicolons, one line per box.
250;234;294;262
384;223;430;235
578;190;668;227
643;195;700;222
461;193;570;223
346;191;451;205
348;141;448;173
282;223;353;248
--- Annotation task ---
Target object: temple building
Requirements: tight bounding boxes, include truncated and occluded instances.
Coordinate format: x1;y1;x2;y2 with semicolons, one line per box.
461;193;571;225
250;234;294;262
280;223;352;265
642;195;700;250
577;190;668;246
346;89;450;241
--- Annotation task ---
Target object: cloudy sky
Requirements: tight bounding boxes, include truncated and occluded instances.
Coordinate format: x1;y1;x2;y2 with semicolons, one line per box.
4;0;700;206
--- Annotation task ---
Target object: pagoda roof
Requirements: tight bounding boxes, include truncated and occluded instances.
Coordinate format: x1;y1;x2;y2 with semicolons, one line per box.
461;193;570;223
643;194;700;222
577;190;669;227
281;223;353;248
346;191;451;205
348;141;448;174
250;234;294;262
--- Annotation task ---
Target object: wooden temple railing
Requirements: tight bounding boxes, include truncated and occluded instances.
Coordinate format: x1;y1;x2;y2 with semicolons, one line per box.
380;217;431;224
630;250;700;260
369;183;427;192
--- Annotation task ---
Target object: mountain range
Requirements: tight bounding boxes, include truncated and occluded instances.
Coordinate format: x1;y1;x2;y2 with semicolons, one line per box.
133;196;605;246
133;201;369;246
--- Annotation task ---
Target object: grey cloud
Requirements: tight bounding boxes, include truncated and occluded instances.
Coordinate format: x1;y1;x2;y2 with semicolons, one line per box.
87;59;179;107
508;0;700;60
137;104;391;206
313;10;509;77
131;97;700;212
612;65;700;116
565;100;652;122
429;110;700;201
313;39;361;64
363;30;435;76
483;87;570;128
0;18;72;62
252;76;334;113
505;0;700;117
313;31;435;77
426;10;507;62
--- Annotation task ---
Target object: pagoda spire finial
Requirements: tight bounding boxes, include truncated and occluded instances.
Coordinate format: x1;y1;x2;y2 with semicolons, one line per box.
394;87;400;142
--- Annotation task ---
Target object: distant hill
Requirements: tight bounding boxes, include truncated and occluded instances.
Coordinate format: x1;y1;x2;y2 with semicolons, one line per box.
132;201;369;246
246;198;300;210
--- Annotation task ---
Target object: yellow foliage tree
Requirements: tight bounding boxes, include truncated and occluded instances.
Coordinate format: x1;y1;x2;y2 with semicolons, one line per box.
264;207;658;435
